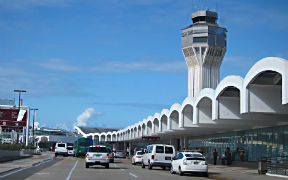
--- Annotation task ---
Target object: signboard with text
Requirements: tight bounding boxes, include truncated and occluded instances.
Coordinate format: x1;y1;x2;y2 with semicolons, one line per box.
0;108;27;132
142;136;160;141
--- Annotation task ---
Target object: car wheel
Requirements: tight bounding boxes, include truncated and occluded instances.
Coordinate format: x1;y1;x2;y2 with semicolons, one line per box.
141;162;145;168
162;166;166;170
178;167;183;176
55;153;58;157
170;166;175;174
85;163;89;168
105;164;109;169
148;162;152;170
203;172;208;177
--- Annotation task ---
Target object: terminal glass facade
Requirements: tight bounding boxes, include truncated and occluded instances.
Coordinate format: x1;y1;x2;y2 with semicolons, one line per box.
199;125;288;162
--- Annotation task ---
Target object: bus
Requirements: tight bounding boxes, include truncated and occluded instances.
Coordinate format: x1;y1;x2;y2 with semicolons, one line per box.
74;137;93;157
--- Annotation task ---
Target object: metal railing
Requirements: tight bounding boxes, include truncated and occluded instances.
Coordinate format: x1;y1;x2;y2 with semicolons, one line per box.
264;156;288;176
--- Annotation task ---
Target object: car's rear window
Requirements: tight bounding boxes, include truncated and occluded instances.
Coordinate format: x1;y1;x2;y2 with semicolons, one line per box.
67;147;73;150
136;152;143;155
116;150;123;153
88;147;108;152
165;146;173;154
156;146;164;153
57;144;66;147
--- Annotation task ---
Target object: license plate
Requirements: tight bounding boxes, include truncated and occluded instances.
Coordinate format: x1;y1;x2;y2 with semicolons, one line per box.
165;157;171;160
194;162;199;164
94;154;102;157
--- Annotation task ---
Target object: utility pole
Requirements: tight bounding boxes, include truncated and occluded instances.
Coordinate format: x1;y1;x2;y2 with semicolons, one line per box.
30;108;38;146
13;89;26;144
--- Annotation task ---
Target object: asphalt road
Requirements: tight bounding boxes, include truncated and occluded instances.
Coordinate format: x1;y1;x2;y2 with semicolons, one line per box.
1;157;210;180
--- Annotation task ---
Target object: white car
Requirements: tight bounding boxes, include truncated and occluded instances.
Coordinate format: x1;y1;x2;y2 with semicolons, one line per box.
55;143;68;157
170;152;208;176
67;146;75;156
85;145;110;168
131;151;143;165
142;144;175;170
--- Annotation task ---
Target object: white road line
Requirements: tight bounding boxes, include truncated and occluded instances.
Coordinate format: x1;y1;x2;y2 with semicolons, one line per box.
66;160;78;180
0;159;53;179
120;169;125;171
129;172;138;178
0;166;32;179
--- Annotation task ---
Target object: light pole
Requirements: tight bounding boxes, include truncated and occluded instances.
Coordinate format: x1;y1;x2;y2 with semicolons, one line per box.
13;89;26;144
30;108;38;146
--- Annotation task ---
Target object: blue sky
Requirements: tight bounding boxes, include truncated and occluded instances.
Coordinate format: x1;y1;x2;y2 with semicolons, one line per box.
0;0;287;131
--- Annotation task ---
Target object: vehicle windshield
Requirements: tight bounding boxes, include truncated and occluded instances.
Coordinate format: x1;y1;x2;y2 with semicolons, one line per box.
57;144;65;147
67;147;73;150
136;152;143;155
88;147;108;152
185;153;204;158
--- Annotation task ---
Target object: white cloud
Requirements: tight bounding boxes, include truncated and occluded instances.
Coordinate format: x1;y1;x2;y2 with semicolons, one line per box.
38;58;81;72
74;108;101;127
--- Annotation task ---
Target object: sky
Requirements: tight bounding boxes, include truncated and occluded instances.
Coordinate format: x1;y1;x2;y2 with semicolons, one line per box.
0;0;288;131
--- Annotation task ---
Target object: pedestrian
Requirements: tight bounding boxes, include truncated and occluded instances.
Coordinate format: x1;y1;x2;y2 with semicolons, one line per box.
240;150;244;161
225;147;231;165
213;149;218;165
134;147;137;155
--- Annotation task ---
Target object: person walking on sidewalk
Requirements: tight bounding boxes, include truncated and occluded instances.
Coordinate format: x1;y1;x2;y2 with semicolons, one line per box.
213;149;218;165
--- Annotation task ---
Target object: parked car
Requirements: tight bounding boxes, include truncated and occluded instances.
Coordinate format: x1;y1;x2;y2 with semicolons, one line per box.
85;145;110;169
67;146;75;156
107;147;114;163
115;150;125;158
170;152;208;176
142;144;175;170
132;151;143;165
55;143;68;157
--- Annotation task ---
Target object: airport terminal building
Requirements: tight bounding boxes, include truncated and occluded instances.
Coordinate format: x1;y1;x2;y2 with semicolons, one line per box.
75;10;288;164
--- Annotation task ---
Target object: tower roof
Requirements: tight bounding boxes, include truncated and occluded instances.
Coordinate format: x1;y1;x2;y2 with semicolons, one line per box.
191;10;218;24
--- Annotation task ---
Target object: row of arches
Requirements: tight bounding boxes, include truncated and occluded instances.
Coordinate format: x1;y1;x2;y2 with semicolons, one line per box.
75;57;288;142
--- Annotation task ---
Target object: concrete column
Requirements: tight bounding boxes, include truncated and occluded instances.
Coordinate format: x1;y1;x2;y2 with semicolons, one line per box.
184;136;189;150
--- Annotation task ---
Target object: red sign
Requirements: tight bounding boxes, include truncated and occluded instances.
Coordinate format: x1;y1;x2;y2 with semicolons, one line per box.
0;108;28;132
142;136;160;141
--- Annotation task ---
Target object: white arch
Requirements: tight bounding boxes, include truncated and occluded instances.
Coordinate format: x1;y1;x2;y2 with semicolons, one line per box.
153;113;160;133
181;97;195;128
168;103;181;129
160;109;169;132
242;57;288;113
195;88;215;124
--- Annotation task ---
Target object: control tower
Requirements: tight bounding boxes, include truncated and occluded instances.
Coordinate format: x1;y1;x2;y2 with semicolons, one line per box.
182;10;227;97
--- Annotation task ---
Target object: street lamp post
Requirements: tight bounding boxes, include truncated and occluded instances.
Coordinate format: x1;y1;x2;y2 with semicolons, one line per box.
30;108;38;146
13;89;26;144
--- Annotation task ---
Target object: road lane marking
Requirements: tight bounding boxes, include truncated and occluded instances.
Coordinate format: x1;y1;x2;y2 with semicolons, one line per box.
66;160;78;180
120;169;125;171
129;172;138;178
0;159;53;179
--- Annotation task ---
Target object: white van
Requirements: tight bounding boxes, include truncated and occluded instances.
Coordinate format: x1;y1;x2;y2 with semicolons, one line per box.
142;144;175;170
55;143;68;157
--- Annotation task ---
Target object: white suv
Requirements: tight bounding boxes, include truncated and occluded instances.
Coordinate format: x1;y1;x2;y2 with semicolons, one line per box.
142;144;175;170
55;143;68;157
85;145;110;168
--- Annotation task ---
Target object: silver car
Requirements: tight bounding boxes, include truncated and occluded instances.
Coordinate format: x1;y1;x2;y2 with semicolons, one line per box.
85;145;110;168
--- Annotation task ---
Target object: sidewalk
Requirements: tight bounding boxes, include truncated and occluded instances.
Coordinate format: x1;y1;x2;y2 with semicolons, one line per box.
208;161;287;180
0;152;54;175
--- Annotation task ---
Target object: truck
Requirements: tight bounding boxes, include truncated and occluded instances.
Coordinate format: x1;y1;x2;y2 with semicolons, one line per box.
74;137;93;157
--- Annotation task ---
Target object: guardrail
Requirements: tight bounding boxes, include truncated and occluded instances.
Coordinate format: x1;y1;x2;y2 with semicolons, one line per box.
264;156;288;176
